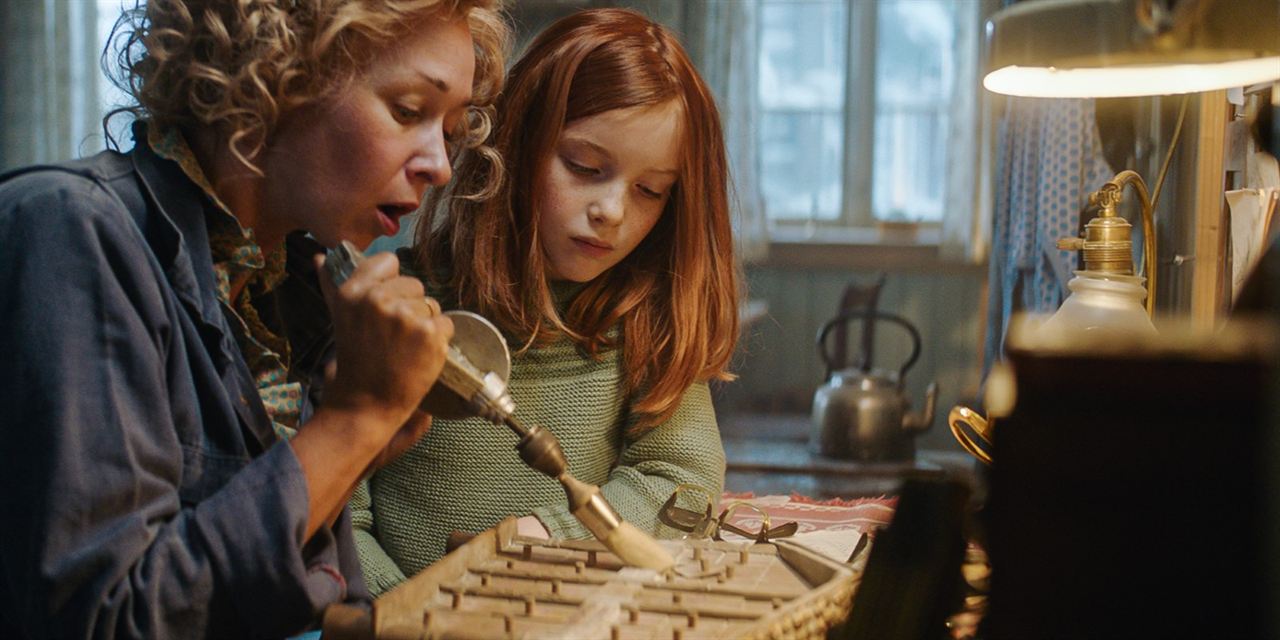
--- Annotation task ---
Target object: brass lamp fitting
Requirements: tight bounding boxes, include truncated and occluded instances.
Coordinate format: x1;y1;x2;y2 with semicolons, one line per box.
1055;169;1157;316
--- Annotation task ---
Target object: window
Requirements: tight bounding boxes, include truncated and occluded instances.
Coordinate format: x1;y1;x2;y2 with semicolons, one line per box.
0;0;109;170
757;0;979;229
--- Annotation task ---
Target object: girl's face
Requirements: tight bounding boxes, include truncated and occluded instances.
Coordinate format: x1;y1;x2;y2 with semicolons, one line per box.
261;15;475;249
537;100;684;283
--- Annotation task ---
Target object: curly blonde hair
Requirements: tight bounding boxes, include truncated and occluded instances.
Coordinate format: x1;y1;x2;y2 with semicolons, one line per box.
106;0;509;190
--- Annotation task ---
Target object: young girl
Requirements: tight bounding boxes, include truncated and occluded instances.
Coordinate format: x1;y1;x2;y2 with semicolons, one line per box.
0;1;507;636
352;8;740;594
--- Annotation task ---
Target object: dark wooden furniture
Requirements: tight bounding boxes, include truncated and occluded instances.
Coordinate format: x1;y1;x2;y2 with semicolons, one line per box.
822;274;887;379
720;413;980;501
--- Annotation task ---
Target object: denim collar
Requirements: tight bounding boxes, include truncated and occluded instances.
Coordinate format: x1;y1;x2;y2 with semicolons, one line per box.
129;122;281;451
128;121;226;335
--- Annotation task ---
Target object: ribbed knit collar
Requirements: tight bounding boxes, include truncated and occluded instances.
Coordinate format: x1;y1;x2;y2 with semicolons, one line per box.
549;279;587;312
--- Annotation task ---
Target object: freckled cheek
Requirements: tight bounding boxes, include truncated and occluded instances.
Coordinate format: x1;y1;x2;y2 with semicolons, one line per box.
340;137;408;196
324;103;396;170
536;168;569;213
536;184;574;234
329;127;381;168
623;212;663;252
616;226;644;258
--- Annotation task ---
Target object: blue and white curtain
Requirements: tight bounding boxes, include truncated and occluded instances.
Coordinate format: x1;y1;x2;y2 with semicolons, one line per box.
983;97;1115;376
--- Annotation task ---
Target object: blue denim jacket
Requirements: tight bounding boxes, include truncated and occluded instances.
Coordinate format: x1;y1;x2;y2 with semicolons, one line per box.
0;131;369;639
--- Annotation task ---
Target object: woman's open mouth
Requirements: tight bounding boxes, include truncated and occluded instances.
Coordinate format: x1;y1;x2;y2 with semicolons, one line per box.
376;204;415;236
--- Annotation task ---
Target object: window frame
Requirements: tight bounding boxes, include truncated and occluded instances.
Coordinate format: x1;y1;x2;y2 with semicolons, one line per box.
758;0;976;242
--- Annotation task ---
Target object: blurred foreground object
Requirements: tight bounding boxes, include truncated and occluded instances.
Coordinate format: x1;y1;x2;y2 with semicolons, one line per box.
983;316;1278;637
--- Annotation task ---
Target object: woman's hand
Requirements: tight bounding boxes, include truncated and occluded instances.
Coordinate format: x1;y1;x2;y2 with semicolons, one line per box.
291;251;453;538
367;410;433;475
315;251;453;440
317;357;435;477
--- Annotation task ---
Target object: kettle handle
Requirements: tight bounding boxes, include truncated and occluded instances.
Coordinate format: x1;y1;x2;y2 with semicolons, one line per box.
816;311;922;382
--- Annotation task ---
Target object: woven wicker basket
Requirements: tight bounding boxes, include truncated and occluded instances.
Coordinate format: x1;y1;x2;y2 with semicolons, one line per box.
324;518;858;640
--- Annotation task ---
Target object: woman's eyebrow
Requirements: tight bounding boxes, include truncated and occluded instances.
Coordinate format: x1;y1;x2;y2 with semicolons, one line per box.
408;68;473;106
416;70;449;93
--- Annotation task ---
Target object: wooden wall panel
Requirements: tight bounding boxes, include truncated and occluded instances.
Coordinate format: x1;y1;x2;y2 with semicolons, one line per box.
1190;91;1230;329
719;266;987;453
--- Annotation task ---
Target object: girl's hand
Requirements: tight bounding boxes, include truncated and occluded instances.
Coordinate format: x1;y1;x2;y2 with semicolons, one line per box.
516;515;550;539
314;252;453;442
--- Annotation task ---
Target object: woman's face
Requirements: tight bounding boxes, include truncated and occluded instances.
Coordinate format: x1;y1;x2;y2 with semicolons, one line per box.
262;15;476;249
536;100;683;283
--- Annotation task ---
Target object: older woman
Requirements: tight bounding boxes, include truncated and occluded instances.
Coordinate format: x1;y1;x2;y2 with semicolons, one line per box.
0;1;507;637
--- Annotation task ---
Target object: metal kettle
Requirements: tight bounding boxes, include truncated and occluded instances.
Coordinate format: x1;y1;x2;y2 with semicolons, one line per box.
810;311;938;461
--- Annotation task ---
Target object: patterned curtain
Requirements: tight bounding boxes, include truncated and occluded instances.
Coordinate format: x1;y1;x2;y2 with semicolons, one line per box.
678;0;769;264
983;97;1115;377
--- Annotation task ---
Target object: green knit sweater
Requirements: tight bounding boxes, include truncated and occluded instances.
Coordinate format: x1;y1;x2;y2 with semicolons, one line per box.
351;284;726;596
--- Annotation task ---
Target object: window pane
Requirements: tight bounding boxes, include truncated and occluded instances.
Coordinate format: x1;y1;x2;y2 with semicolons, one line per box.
871;0;956;222
758;0;846;221
759;1;846;111
760;111;843;220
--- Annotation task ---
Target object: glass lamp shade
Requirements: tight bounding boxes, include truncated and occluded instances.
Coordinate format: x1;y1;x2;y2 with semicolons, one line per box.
1035;271;1158;343
983;0;1280;97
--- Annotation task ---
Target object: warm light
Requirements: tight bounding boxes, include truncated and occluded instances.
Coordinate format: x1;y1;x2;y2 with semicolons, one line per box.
985;57;1280;98
982;0;1280;99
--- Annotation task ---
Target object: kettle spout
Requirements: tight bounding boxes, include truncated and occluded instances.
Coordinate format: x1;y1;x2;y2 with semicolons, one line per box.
904;382;938;433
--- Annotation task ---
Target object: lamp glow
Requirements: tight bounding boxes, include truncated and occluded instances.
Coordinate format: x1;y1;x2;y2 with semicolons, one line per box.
985;57;1280;98
982;0;1280;99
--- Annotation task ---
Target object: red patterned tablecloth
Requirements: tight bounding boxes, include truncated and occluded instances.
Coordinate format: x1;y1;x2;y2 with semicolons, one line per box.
719;492;897;535
720;492;985;639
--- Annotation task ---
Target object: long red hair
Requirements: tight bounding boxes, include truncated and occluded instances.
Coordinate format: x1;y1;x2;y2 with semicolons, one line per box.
416;8;739;431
